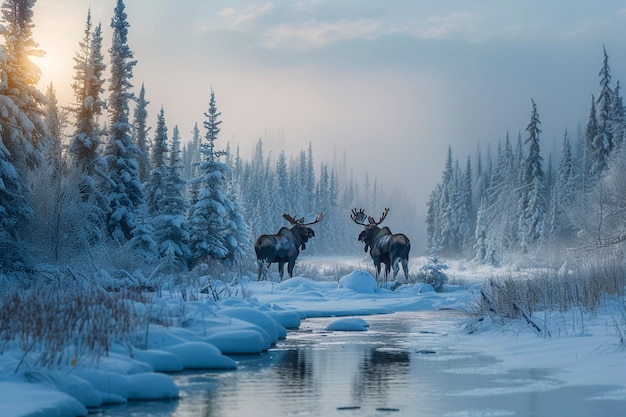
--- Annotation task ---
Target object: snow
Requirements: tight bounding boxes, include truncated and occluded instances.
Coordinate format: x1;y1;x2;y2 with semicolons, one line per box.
1;257;625;416
326;317;370;331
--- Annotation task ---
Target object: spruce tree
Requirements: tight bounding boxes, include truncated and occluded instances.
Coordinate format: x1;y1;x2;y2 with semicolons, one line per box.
189;88;232;263
68;11;108;244
556;131;576;238
104;0;142;243
0;0;46;269
134;83;151;183
518;99;546;251
144;107;168;220
594;45;614;172
0;0;47;171
156;125;191;265
611;80;625;151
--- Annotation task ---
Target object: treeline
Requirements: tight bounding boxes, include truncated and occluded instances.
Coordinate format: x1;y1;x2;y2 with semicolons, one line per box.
427;46;626;264
0;0;409;274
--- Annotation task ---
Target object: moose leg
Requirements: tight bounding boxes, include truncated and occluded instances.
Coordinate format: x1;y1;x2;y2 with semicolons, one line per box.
278;262;285;281
401;258;409;281
384;262;391;287
287;259;296;279
392;258;400;280
257;259;267;281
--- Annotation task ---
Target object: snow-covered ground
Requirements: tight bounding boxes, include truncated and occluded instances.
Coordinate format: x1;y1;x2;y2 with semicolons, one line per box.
1;256;625;417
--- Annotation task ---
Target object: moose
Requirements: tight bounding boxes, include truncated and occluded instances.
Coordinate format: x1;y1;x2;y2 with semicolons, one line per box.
351;208;411;284
254;213;323;281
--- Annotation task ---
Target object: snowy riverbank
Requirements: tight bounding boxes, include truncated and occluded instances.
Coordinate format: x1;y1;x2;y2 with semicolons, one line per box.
1;257;625;416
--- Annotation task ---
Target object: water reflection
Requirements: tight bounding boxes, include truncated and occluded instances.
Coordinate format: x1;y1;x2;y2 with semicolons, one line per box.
352;348;410;404
102;312;626;417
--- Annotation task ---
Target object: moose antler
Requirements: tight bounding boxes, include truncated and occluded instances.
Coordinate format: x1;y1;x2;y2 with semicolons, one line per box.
368;208;389;226
352;208;389;226
283;213;323;226
283;213;304;225
351;208;369;225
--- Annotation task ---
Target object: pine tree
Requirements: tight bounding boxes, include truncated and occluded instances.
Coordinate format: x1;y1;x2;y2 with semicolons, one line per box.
594;45;614;172
155;125;191;265
144;107;168;219
305;143;316;213
271;150;288;213
0;0;47;269
189;88;232;263
68;12;108;245
134;83;151;183
104;0;142;243
0;0;47;171
518;99;546;251
35;84;70;261
611;80;625;151
556;130;576;238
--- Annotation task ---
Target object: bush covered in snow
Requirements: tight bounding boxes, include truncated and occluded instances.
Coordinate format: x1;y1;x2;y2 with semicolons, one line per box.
417;257;449;292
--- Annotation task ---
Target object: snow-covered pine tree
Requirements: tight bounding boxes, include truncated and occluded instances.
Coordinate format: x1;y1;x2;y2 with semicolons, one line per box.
0;0;47;269
611;80;625;152
68;11;108;245
32;83;73;262
462;155;474;254
438;146;455;254
144;107;168;220
518;99;546;252
104;0;143;244
582;96;599;191
556;130;576;238
134;83;150;183
305;143;316;214
222;165;249;264
271;150;289;214
593;45;614;175
182;123;200;181
473;197;488;263
189;88;233;264
155;125;191;265
0;0;47;172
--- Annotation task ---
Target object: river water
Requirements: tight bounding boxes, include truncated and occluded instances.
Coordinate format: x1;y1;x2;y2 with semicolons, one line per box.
101;311;623;417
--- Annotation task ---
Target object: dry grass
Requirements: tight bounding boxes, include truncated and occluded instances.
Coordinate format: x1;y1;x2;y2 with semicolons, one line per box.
467;257;626;336
0;283;147;370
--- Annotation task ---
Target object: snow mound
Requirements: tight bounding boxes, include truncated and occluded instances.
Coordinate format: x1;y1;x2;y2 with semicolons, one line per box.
127;373;179;400
163;342;237;370
338;270;378;293
326;317;370;331
219;306;286;345
0;382;87;417
265;310;302;329
133;348;184;372
205;329;268;354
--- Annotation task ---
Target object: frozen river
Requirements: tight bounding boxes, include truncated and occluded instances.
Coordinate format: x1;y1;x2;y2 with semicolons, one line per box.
101;311;623;417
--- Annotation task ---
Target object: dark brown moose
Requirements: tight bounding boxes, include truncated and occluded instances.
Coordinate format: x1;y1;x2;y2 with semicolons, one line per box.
254;213;323;281
351;208;410;284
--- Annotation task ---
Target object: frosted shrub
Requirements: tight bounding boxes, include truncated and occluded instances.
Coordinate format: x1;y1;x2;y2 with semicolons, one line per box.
0;283;146;370
418;257;449;292
466;257;626;335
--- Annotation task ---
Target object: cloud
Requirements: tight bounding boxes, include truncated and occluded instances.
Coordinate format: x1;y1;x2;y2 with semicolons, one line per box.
414;11;478;39
262;19;383;50
219;3;275;30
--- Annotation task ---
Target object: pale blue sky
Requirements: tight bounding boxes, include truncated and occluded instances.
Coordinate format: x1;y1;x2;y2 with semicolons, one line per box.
32;1;626;221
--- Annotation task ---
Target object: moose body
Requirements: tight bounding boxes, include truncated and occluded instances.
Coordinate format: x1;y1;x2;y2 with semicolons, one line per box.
352;208;410;283
254;213;323;281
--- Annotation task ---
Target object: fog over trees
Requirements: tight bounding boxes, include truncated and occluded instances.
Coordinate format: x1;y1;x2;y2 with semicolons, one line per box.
0;0;412;274
426;46;626;264
1;0;626;277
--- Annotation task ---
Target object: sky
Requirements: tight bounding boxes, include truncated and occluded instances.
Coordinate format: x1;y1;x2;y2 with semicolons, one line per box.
30;1;626;220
